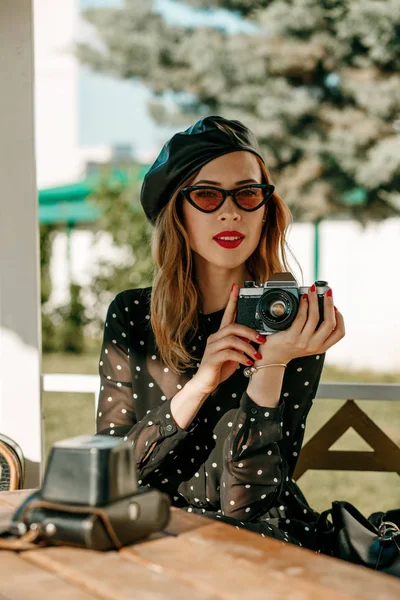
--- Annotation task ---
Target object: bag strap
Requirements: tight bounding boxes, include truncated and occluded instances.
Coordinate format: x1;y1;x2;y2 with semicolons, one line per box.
315;507;336;556
0;529;43;551
316;507;334;532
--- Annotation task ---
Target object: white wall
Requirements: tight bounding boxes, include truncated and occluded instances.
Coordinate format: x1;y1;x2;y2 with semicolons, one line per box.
288;218;400;371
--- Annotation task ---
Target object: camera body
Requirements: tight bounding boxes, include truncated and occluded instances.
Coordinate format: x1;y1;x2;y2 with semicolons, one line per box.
237;272;329;335
9;435;171;551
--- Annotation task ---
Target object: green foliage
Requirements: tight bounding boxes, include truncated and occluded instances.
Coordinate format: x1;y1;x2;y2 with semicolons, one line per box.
56;283;88;354
41;311;57;353
40;224;92;353
42;283;89;354
77;0;400;224
40;224;58;352
40;224;55;305
83;165;154;336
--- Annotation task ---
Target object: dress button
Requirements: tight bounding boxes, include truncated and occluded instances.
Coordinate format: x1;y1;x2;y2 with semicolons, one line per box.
166;424;173;432
250;407;258;415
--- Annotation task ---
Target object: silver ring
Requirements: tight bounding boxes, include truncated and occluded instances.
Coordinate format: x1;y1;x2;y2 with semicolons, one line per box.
378;521;400;540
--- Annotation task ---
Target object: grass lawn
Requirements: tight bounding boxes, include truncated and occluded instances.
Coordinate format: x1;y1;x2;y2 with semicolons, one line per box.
42;352;400;517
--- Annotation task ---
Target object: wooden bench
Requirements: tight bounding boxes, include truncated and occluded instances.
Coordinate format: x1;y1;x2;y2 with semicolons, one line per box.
1;490;400;599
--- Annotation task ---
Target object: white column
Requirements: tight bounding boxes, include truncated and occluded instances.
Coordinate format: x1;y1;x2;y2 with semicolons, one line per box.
0;0;43;488
34;0;81;188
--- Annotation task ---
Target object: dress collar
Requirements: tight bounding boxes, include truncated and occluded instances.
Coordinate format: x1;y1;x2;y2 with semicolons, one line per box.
198;307;225;333
198;307;225;318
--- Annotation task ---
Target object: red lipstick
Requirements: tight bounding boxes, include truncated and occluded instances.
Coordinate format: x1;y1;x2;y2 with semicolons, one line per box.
213;230;245;249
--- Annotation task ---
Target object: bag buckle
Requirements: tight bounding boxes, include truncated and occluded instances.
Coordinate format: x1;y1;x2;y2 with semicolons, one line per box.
378;521;400;542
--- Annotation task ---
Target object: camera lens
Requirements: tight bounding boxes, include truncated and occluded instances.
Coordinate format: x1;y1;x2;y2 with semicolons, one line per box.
257;289;298;331
269;300;287;318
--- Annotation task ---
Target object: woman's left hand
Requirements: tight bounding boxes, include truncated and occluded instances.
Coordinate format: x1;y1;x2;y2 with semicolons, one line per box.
254;284;346;365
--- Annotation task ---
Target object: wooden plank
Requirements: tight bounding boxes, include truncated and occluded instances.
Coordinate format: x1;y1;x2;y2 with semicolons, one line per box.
189;522;400;599
0;489;34;508
316;382;400;401
294;400;400;479
0;551;98;600
165;506;211;535
125;521;400;600
350;403;400;475
123;528;339;600
24;546;220;600
137;507;211;544
0;491;32;538
0;506;13;531
301;451;398;472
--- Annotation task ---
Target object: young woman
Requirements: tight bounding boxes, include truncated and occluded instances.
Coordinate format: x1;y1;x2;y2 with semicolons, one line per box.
96;116;345;550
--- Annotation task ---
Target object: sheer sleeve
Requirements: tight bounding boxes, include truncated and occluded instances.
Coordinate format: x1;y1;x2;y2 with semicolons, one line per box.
220;392;287;519
278;353;325;478
220;353;325;520
96;292;198;481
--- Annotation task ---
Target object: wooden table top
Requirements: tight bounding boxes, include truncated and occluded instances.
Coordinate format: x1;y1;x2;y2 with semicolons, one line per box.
1;490;400;599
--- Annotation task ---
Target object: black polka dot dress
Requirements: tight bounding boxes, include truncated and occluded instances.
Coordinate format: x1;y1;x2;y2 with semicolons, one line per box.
96;287;326;550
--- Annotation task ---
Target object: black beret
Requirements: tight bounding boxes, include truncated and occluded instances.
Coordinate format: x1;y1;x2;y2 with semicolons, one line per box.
140;115;265;225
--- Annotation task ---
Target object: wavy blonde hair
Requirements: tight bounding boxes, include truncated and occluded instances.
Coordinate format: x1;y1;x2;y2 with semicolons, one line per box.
149;154;302;375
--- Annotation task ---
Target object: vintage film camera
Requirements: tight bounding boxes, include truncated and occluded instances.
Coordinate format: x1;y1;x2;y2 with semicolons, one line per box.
7;435;170;551
236;272;330;335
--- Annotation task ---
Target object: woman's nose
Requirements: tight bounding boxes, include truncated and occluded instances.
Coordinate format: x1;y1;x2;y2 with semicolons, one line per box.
219;206;240;220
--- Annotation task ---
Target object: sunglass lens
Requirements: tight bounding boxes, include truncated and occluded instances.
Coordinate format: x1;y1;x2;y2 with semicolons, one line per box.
235;187;265;209
190;188;223;211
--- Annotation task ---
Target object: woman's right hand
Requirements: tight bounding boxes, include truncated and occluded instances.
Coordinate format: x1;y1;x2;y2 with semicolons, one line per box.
193;283;267;395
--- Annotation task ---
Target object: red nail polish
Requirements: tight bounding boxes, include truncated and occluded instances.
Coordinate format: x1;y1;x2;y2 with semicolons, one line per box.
310;283;316;293
247;359;254;365
302;293;308;300
256;334;266;343
254;352;262;360
327;288;333;298
334;306;338;312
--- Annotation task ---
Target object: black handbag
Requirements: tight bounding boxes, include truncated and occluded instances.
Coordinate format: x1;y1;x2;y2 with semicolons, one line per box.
317;500;400;577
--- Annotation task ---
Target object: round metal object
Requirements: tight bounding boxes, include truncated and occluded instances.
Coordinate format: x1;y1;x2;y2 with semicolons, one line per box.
378;521;400;541
45;523;57;536
17;522;27;535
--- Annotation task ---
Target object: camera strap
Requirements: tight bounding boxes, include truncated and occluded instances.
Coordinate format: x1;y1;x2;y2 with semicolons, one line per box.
0;527;43;551
0;498;123;552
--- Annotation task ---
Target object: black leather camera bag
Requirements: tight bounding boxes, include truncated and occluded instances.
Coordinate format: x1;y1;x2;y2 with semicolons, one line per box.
0;487;171;552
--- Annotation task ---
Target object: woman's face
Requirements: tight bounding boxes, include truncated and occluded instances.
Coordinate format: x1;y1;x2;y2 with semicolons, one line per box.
181;151;267;272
